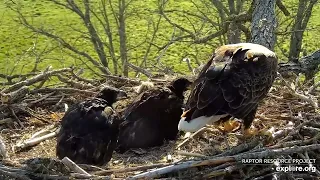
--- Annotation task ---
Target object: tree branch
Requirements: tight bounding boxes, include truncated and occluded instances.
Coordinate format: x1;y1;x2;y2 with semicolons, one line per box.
276;0;290;16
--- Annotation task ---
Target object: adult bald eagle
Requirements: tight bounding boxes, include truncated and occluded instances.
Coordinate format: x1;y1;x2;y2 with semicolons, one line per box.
117;78;191;152
56;87;127;165
178;43;278;134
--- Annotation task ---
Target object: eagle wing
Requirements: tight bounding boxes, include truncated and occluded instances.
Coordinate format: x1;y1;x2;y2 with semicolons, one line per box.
186;48;277;119
122;88;171;120
57;98;121;165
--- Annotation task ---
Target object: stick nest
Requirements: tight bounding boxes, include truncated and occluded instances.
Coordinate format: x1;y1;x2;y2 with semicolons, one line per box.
0;67;319;180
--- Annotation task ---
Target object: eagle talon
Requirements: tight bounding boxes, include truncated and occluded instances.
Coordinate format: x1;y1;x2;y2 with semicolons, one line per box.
216;119;241;133
234;125;259;141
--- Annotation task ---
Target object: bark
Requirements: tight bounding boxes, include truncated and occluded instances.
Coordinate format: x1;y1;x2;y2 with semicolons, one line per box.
118;0;128;77
250;0;277;50
227;0;241;44
81;0;108;68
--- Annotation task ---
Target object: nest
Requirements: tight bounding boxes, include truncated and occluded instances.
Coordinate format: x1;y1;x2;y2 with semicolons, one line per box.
0;67;319;179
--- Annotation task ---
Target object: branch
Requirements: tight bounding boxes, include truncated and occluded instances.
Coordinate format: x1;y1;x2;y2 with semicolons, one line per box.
0;168;31;180
129;144;320;179
0;73;37;83
0;136;7;159
194;10;253;44
176;127;208;149
2;67;73;93
278;73;318;109
127;63;153;78
211;0;230;16
56;74;95;89
15;9;111;75
307;80;320;94
15;127;60;151
159;0;253;44
30;87;97;95
94;163;169;175
103;75;141;85
279;50;320;81
61;157;92;178
276;0;290;16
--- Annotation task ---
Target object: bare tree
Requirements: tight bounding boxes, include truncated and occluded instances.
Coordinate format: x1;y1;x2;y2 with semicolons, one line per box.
11;0;160;77
158;0;254;46
288;0;318;61
276;0;319;82
158;0;293;51
7;0;319;79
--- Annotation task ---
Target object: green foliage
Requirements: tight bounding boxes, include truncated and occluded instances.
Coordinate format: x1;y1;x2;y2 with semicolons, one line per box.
0;0;319;78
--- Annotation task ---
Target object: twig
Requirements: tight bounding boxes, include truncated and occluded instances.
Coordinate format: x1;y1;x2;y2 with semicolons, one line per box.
269;132;320;149
203;165;239;178
176;151;207;158
3;67;74;93
213;138;260;157
303;151;320;176
30;124;58;139
70;173;93;179
278;73;318;109
127;63;153;78
56;74;95;89
103;75;141;85
129;144;320;179
0;168;31;180
291;173;320;179
300;126;320;137
78;164;106;172
70;69;95;84
244;166;273;179
94;163;169;176
9;107;24;128
182;58;194;74
176;127;208;149
24;173;69;180
277;120;311;143
6;86;29;103
28;91;56;105
129;157;235;179
252;172;282;180
0;118;14;125
15;127;60;150
61;157;92;177
52;93;65;111
307;80;320;94
30;87;97;95
0;135;7;159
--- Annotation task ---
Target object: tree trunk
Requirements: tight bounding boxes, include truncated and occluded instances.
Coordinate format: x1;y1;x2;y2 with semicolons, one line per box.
288;0;318;61
227;0;241;44
250;0;277;50
118;0;128;77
